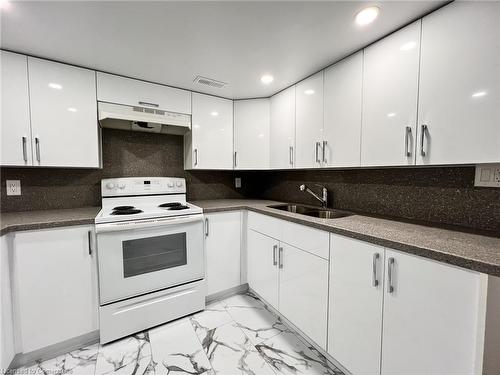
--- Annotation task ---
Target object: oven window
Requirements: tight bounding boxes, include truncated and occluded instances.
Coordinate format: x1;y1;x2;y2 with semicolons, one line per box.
122;233;187;278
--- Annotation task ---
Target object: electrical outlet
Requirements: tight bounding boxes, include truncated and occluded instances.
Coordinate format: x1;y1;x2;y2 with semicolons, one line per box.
6;180;21;196
235;177;242;188
474;164;500;187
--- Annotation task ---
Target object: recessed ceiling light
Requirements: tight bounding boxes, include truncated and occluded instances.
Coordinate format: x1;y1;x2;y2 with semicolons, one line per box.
471;91;487;98
0;0;11;10
355;6;379;26
260;75;274;84
400;41;417;51
387;112;396;118
211;111;219;117
48;83;62;90
304;89;315;95
67;107;77;112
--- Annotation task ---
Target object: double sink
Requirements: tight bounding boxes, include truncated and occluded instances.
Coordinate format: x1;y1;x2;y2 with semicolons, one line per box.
268;204;351;219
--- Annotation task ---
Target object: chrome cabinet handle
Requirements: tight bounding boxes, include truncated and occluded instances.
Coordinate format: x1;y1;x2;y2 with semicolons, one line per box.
405;126;412;157
420;124;428;157
289;146;294;165
387;257;395;293
87;230;93;255
234;151;237;168
278;247;284;269
322;140;327;163
372;253;380;287
273;245;278;266
194;149;198;166
35;137;41;162
315;142;321;163
138;101;159;108
205;218;209;237
22;136;28;162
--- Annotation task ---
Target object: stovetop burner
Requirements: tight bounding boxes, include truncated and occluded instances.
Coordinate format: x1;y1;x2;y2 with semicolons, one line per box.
111;208;143;215
168;205;189;211
113;205;135;211
159;202;183;208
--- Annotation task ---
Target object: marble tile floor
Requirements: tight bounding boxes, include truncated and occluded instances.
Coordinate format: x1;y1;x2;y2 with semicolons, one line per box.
14;292;344;375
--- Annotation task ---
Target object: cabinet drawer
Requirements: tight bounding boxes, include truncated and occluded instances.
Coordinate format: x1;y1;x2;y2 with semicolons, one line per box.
247;211;282;240
97;72;191;114
281;220;329;260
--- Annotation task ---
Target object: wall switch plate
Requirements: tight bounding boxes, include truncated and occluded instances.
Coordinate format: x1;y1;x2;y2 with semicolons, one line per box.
235;177;242;188
6;180;21;195
474;164;500;187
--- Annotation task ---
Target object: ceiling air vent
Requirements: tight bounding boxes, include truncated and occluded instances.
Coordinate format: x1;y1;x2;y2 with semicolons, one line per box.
193;75;227;89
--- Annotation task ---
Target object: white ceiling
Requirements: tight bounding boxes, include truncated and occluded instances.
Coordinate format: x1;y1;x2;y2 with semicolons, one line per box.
1;1;446;99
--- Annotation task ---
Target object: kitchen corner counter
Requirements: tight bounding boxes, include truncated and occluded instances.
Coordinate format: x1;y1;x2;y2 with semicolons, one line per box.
192;199;500;277
0;207;100;236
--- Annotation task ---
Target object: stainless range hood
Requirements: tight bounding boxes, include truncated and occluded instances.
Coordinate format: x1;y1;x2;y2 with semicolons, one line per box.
98;102;191;135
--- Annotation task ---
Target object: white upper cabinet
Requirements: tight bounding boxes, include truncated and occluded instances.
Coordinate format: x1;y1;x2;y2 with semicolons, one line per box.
361;21;421;167
295;71;324;168
234;99;270;170
28;58;100;168
270;86;296;169
323;52;363;168
417;2;500;165
97;72;191;114
1;51;32;166
186;93;233;170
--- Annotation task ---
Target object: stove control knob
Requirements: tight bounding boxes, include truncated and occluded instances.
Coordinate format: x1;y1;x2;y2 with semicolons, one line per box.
176;181;183;187
106;182;116;190
118;184;126;190
168;182;174;188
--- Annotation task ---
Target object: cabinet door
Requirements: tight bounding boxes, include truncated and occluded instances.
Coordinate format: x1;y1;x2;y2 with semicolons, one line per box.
205;212;241;295
381;250;482;375
28;58;100;168
190;93;233;170
270;86;295;169
1;51;32;166
329;234;384;375
417;2;500;165
234;99;270;170
247;229;278;309
361;21;421;167
295;71;324;168
14;226;98;352
96;72;191;114
278;243;328;349
323;52;362;168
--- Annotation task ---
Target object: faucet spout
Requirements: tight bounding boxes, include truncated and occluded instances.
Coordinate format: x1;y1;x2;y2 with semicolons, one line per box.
299;184;328;208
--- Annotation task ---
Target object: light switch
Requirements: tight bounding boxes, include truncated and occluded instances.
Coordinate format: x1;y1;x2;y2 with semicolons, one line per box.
474;164;500;188
6;180;21;195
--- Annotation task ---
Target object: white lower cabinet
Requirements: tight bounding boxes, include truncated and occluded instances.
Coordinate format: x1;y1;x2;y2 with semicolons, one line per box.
205;211;242;296
279;242;328;348
329;233;485;375
13;226;98;353
247;229;279;309
247;213;329;349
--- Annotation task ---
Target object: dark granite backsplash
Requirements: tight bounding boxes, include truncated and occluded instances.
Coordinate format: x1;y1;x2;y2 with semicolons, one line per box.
1;128;499;234
0;129;243;211
239;168;500;234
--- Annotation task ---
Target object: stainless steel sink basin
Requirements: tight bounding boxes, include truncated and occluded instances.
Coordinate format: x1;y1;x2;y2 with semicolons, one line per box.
268;204;351;219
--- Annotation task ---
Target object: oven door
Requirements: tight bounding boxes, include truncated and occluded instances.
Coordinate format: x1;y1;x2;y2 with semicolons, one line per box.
96;214;204;304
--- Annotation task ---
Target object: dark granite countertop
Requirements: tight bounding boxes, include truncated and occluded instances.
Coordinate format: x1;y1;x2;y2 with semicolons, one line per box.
0;207;100;236
192;199;500;277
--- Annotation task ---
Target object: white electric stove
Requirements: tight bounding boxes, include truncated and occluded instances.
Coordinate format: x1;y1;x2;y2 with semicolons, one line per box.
95;177;206;344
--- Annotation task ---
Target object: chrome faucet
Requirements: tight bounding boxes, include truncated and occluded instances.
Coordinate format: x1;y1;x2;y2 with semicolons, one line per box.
299;184;328;208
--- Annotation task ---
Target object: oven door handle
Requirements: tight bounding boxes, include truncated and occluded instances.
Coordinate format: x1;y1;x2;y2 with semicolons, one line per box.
95;214;204;233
